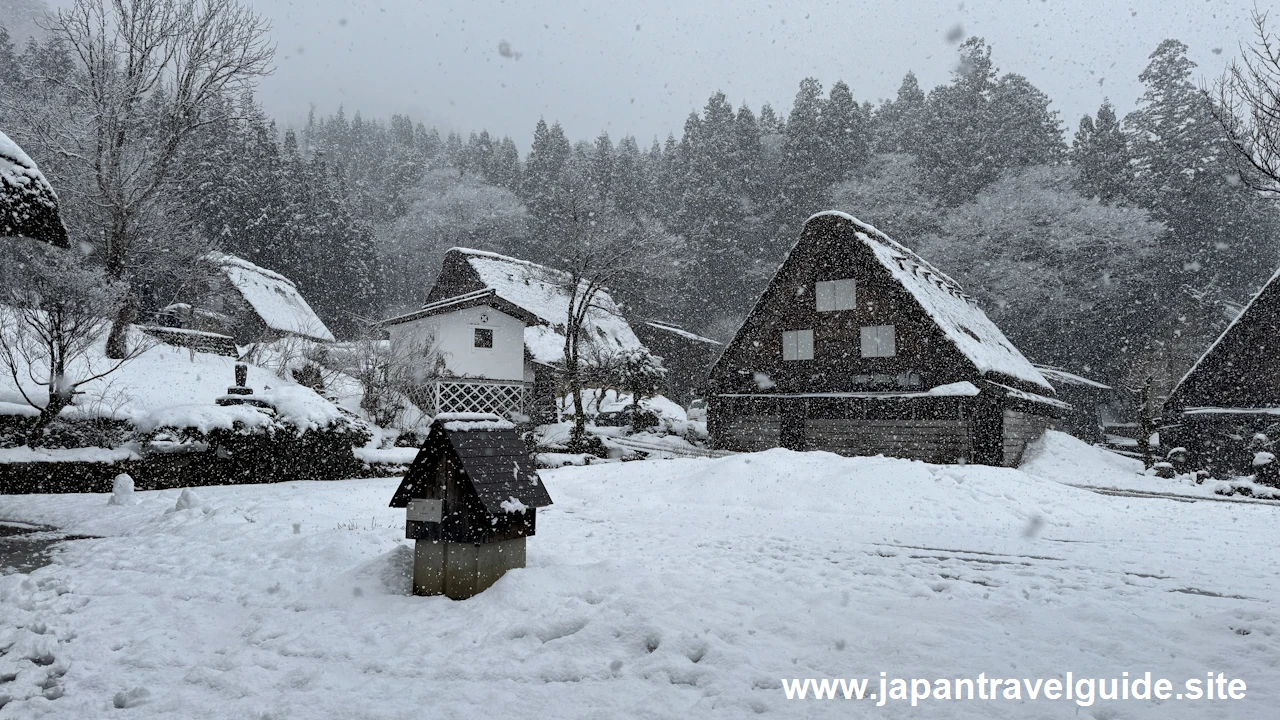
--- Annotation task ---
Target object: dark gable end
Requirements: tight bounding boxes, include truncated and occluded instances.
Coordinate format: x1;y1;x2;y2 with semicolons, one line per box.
425;250;487;304
707;211;1061;467
1165;268;1280;411
390;422;552;514
711;213;1049;395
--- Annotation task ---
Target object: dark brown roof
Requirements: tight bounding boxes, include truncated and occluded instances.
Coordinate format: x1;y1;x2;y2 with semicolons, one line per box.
389;419;552;514
1165;268;1280;411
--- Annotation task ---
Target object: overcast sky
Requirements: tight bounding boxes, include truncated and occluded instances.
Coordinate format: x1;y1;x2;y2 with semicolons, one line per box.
215;1;1254;148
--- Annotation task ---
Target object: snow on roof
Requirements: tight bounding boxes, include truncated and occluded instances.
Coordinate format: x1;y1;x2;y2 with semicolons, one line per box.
718;381;982;400
1033;364;1113;391
0;131;51;197
205;252;335;342
811;211;1053;392
1183;406;1280;416
381;288;543;328
433;412;518;432
643;321;723;345
0;130;66;244
991;383;1073;411
447;248;646;364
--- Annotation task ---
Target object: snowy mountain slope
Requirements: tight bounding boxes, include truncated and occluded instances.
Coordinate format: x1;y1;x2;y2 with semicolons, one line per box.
0;434;1275;718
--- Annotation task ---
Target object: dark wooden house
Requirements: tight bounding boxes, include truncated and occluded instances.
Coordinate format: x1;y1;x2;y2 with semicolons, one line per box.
1161;267;1280;476
389;414;553;599
707;211;1067;466
161;253;335;345
632;320;723;405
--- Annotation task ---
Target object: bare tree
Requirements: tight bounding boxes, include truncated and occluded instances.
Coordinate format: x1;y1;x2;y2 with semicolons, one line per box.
0;239;146;445
1207;8;1280;198
328;330;446;429
12;0;274;357
538;209;675;446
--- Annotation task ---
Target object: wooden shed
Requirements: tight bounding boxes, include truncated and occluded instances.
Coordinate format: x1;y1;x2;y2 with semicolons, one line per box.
389;413;552;599
1161;267;1280;476
707;211;1067;467
163;253;335;345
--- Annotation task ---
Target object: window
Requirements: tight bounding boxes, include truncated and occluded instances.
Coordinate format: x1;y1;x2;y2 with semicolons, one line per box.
473;327;494;349
782;329;814;361
815;279;856;312
860;325;896;357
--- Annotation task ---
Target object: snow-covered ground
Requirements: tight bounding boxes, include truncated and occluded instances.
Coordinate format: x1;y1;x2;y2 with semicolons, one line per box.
0;432;1276;718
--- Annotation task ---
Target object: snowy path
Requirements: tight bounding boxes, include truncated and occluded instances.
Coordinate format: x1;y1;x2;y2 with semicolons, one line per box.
0;432;1276;718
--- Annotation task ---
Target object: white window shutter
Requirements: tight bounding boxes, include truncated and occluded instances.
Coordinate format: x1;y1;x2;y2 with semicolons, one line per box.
816;279;856;311
860;325;896;357
815;282;835;312
782;329;814;361
836;279;856;310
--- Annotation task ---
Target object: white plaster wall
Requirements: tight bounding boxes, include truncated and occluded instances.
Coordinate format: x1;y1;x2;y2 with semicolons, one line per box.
387;305;525;381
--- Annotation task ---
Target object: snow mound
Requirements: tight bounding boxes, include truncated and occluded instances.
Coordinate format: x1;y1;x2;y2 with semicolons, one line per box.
107;474;136;506
169;488;206;513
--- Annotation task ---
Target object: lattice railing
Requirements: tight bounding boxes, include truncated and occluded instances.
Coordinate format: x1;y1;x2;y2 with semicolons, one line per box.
429;380;528;417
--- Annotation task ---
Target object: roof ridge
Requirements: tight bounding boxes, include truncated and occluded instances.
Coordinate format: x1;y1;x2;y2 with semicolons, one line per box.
418;287;496;311
204;251;297;289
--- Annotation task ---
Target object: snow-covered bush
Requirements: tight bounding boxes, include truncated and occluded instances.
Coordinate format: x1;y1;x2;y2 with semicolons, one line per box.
138;388;371;485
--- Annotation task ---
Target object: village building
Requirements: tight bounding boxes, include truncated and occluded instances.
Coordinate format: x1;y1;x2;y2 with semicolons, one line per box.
155;253;335;348
1033;364;1118;444
414;247;652;421
380;288;551;421
632;320;723;406
1161;267;1280;475
707;211;1067;466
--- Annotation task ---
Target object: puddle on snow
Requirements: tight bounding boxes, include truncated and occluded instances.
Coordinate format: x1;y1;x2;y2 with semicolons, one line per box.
0;521;96;574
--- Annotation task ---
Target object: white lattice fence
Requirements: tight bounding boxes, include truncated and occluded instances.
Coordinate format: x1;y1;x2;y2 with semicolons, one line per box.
431;380;528;416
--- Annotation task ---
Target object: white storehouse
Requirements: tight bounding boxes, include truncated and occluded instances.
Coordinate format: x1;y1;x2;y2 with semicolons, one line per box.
380;288;548;419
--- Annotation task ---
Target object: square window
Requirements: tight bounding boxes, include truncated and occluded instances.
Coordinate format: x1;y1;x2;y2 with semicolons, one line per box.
860;325;896;357
816;279;856;311
782;329;814;361
473;327;494;349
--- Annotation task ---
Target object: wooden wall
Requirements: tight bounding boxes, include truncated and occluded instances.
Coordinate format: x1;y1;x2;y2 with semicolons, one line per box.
711;394;1059;467
805;418;971;463
1001;409;1055;466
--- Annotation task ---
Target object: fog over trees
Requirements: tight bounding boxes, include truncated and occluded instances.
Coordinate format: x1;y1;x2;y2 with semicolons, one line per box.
3;7;1280;395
